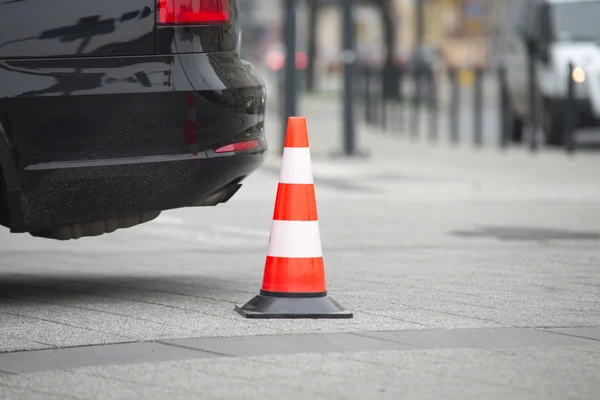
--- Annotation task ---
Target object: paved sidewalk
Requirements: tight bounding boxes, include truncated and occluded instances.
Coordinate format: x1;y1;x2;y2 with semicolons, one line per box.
1;91;600;398
264;94;600;203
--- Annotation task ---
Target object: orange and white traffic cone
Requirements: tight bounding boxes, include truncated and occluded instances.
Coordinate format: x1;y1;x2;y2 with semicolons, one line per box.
236;117;352;319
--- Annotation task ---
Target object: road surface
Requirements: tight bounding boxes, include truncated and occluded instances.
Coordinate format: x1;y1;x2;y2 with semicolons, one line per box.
1;97;599;399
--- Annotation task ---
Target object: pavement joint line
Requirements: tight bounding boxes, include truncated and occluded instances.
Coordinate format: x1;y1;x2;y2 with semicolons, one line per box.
155;341;233;358
4;333;56;349
0;310;135;341
358;297;508;326
347;331;423;348
0;340;139;355
539;329;600;343
0;370;16;375
1;327;599;375
0;294;176;330
3;281;245;321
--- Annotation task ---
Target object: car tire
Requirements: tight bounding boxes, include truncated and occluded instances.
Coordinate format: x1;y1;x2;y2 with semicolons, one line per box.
542;97;564;146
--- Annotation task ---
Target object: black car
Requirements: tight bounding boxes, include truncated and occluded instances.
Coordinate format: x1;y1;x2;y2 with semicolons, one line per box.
0;0;268;240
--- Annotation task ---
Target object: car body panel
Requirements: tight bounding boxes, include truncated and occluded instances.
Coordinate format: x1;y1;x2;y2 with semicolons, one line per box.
0;53;265;165
0;0;156;59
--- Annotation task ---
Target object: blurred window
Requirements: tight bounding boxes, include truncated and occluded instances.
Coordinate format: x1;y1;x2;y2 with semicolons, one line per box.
550;1;600;41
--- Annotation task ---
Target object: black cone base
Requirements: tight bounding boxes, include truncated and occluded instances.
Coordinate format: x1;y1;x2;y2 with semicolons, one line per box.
235;294;353;319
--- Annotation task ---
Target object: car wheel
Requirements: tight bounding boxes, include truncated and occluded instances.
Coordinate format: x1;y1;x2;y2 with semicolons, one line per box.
542;98;564;146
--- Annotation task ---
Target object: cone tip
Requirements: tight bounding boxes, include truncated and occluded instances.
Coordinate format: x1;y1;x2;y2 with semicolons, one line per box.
284;117;309;148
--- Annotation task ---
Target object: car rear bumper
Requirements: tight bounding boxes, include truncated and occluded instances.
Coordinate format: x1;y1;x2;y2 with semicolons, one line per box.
11;139;267;233
0;52;268;232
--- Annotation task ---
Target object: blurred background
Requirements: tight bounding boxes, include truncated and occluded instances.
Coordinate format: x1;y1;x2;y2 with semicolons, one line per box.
238;0;600;156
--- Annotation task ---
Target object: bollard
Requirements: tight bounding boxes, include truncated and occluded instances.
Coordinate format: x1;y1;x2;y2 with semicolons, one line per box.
398;66;406;134
498;65;509;148
341;0;356;156
448;67;460;144
364;66;373;125
380;67;388;131
526;48;538;151
383;64;401;133
473;67;484;147
427;65;438;142
411;64;422;138
564;63;577;153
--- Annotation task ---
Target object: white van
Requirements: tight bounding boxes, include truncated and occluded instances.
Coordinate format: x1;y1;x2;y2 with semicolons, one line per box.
502;0;600;145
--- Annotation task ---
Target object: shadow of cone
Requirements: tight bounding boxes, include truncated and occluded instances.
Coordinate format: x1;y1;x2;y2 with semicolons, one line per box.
236;117;353;319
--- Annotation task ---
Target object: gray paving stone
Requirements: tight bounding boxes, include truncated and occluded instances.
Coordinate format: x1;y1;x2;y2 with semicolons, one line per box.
0;386;73;400
0;337;49;353
0;300;184;340
176;356;322;381
343;346;600;399
197;380;326;400
355;327;598;349
73;361;250;389
3;327;600;376
545;327;600;341
0;342;215;375
166;332;416;357
0;313;127;352
0;372;193;400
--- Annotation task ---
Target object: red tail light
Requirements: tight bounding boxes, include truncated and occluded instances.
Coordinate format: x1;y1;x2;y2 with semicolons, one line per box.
214;139;259;153
158;0;230;25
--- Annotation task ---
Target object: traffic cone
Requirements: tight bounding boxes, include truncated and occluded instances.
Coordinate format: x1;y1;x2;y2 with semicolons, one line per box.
236;117;353;319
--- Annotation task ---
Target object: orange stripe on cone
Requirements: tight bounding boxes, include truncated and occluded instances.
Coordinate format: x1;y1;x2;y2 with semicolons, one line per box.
284;117;309;148
272;183;318;221
262;256;326;293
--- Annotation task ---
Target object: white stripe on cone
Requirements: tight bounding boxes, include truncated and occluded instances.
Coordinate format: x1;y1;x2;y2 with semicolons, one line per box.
267;220;323;258
279;147;314;184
